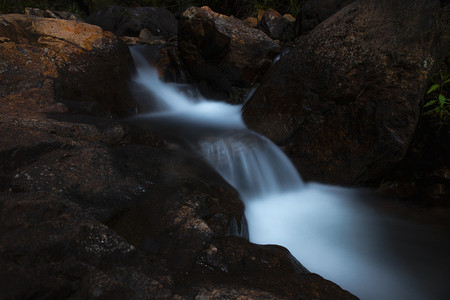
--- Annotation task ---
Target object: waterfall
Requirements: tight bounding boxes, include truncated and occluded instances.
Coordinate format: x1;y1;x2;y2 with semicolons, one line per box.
128;45;450;300
199;131;303;199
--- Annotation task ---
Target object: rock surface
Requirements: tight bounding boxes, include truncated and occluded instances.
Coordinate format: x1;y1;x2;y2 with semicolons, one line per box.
243;0;447;184
0;12;356;300
178;6;280;96
294;0;355;36
0;13;134;116
380;55;450;215
87;6;178;38
24;7;84;21
258;8;286;40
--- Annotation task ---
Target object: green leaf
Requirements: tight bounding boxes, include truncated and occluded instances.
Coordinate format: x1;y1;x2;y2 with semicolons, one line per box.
423;110;435;116
424;100;436;107
427;84;440;94
443;78;450;85
440;70;446;81
439;94;446;105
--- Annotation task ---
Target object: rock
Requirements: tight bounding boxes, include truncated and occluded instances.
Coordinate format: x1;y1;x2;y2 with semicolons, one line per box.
0;14;134;116
87;6;178;37
54;10;85;22
120;35;140;44
294;0;355;36
178;6;280;97
130;43;190;84
187;237;357;299
138;28;155;43
24;7;46;17
243;0;447;185
24;7;84;21
257;9;265;22
283;14;296;24
258;8;285;40
243;16;258;28
137;28;165;45
0;192;172;299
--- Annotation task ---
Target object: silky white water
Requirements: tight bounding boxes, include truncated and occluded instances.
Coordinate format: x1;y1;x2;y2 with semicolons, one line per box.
129;45;450;300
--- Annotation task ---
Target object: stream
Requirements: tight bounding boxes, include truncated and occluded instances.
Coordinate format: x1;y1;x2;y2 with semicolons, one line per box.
129;45;450;300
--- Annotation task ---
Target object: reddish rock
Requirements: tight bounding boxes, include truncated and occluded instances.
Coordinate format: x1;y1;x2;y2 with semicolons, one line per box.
243;16;258;28
243;0;447;185
178;6;280;95
0;14;134;116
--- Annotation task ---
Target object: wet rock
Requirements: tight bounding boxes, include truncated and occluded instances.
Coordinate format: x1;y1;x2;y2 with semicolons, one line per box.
0;13;134;116
294;0;355;36
183;236;357;299
178;6;280;97
243;0;447;185
87;6;178;38
129;43;190;84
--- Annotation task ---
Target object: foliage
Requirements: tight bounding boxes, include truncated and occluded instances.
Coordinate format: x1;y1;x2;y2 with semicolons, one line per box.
424;69;450;126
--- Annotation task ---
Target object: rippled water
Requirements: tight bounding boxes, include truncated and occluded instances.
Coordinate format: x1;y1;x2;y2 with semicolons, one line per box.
129;45;450;300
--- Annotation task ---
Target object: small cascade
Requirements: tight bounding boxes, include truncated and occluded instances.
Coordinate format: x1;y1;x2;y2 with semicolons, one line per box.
128;45;450;300
199;130;303;199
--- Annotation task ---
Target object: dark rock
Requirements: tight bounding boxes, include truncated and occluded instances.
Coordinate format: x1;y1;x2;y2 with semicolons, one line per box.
138;28;155;43
178;6;280;97
87;6;178;38
258;8;286;40
0;14;134;116
183;237;357;299
294;0;355;36
243;0;447;185
380;54;450;211
0;192;172;299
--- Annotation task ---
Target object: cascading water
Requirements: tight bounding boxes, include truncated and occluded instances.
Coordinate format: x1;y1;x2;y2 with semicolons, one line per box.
129;45;450;300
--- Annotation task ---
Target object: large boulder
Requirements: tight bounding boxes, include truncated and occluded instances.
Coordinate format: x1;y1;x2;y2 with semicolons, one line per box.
178;6;280;96
0;14;134;116
294;0;355;36
87;6;178;37
380;54;450;208
243;0;448;185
